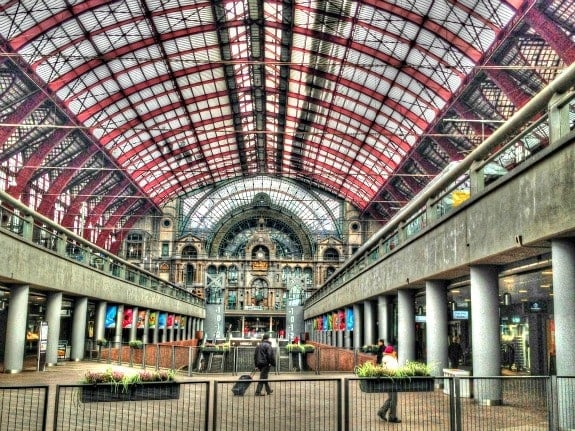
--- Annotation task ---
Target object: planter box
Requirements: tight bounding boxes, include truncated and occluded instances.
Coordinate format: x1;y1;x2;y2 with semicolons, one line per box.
358;377;434;393
81;382;180;403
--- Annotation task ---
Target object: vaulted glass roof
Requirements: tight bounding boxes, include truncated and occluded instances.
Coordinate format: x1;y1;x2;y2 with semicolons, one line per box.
0;0;573;251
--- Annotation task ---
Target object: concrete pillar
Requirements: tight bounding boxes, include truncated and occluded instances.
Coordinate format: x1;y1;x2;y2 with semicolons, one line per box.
398;289;415;364
337;327;344;347
70;297;88;361
4;284;29;373
377;295;390;344
130;307;138;341
363;300;375;345
152;311;159;344
95;301;107;342
45;292;63;366
470;265;502;405
142;310;150;344
353;304;362;349
114;304;124;347
426;280;449;377
551;239;575;430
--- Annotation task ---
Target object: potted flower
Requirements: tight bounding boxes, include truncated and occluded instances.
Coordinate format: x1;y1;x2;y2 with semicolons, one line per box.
81;367;179;402
200;342;230;353
129;340;143;349
96;338;108;347
355;360;434;393
285;343;315;353
360;344;379;354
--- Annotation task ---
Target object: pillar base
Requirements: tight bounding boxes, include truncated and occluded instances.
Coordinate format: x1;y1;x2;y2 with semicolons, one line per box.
477;399;502;406
3;369;22;374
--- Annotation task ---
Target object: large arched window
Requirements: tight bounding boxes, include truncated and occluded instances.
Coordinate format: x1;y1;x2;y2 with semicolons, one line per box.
323;248;339;261
182;245;198;258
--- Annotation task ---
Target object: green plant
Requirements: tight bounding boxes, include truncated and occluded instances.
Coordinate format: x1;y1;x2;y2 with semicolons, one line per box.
96;338;108;347
200;342;230;352
129;340;143;349
285;343;315;353
360;345;379;354
354;360;431;378
83;368;176;393
286;343;304;353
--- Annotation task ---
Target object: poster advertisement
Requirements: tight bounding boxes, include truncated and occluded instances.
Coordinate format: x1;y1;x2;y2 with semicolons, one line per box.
166;314;174;329
105;305;117;328
122;308;133;328
158;313;167;329
148;312;157;329
137;310;146;329
346;307;354;331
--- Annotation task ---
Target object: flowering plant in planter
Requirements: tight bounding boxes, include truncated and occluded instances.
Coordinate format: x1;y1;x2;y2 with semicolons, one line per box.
285;343;315;353
129;340;143;349
96;338;108;347
360;344;379;354
200;342;230;353
83;368;175;390
81;368;179;402
354;360;434;393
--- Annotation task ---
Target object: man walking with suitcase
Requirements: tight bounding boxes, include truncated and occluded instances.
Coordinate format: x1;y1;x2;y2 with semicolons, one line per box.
254;333;276;396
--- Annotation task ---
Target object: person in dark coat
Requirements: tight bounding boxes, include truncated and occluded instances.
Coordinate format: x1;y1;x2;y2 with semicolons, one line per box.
376;339;386;364
254;333;276;396
448;336;463;368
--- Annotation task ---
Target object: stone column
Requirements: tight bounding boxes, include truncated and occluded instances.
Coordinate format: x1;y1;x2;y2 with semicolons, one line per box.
4;284;29;373
70;297;88;361
377;295;390;344
363;300;375;346
470;265;501;405
95;301;107;342
130;306;138;341
114;304;124;347
45;292;63;366
426;280;449;377
353;304;362;349
551;239;575;429
398;289;415;364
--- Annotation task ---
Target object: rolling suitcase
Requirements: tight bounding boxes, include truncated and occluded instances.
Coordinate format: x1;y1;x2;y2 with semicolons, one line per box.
231;372;255;396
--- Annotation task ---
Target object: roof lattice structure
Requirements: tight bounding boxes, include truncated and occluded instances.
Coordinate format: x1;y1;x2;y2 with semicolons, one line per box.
0;0;573;250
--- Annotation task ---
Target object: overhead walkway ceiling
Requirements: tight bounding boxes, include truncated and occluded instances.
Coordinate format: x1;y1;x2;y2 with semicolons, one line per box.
0;0;573;249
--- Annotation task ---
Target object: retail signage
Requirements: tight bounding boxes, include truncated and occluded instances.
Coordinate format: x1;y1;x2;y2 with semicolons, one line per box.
452;310;468;320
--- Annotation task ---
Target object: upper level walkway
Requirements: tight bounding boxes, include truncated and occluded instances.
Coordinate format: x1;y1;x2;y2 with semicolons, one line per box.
306;63;575;318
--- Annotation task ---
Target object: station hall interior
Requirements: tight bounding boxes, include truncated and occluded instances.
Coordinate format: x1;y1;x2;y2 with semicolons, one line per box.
0;0;574;378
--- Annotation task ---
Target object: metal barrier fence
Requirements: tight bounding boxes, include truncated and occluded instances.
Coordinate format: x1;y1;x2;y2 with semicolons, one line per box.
0;385;49;431
53;381;210;431
3;376;575;430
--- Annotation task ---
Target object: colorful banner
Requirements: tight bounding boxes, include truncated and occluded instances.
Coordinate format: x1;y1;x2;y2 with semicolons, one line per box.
174;316;180;329
158;313;167;329
105;305;117;328
166;314;174;329
323;315;328;331
122;308;133;328
338;310;345;330
148;312;157;329
346;308;354;331
179;316;186;329
137;310;146;329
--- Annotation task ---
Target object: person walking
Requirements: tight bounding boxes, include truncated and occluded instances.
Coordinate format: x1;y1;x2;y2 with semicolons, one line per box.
254;333;276;396
376;339;386;364
377;345;401;423
448;336;463;368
